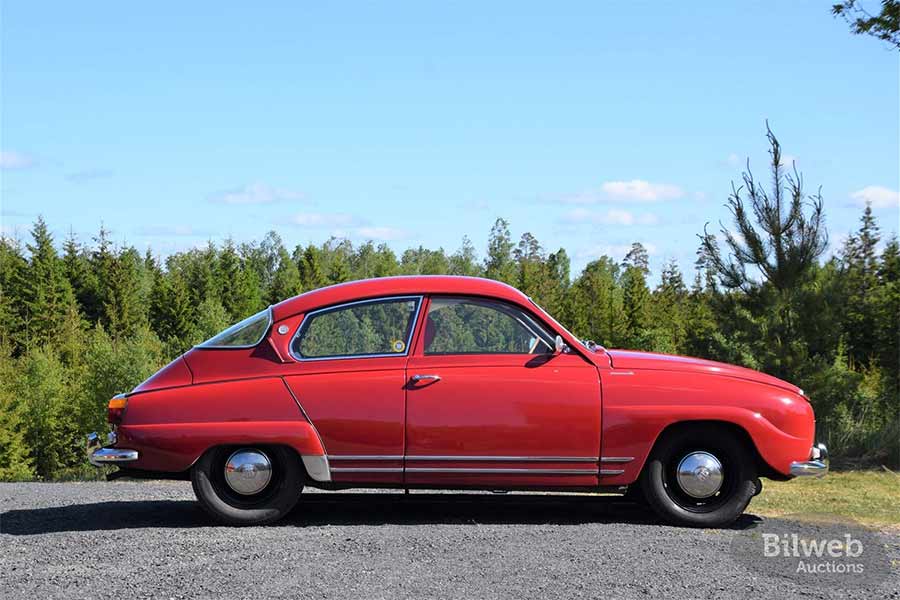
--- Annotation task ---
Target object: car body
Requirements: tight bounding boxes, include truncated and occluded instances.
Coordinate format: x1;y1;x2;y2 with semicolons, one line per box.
87;275;828;526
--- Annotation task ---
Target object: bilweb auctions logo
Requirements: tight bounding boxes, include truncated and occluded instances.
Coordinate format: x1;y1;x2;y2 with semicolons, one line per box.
761;532;864;574
729;514;891;588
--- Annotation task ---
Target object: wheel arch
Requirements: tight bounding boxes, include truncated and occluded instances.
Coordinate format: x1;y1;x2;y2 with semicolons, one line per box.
644;419;783;481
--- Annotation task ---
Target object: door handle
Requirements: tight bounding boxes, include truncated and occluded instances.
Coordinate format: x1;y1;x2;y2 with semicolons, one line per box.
411;374;441;383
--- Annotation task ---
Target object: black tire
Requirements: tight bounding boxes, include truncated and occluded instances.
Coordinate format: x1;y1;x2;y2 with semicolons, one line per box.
639;427;756;528
191;445;304;525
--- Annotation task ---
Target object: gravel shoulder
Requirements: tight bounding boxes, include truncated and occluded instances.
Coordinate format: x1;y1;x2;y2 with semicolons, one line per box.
1;482;897;600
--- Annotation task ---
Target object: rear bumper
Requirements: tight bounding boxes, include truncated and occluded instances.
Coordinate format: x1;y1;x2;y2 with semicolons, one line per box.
789;443;828;478
86;431;139;467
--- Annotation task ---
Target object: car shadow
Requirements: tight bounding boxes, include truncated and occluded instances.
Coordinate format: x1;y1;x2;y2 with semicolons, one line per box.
0;492;763;535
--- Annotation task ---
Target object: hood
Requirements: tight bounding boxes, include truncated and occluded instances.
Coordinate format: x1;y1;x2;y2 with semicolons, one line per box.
606;349;801;394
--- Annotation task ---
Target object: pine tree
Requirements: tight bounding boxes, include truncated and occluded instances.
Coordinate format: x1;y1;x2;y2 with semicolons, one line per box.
298;244;326;291
0;342;35;480
841;203;882;365
0;236;28;351
485;218;516;284
621;264;651;349
21;217;76;348
569;257;623;346
449;236;480;276
104;246;148;339
269;246;302;304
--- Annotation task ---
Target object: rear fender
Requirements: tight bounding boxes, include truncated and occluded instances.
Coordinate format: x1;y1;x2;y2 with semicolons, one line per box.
118;377;327;474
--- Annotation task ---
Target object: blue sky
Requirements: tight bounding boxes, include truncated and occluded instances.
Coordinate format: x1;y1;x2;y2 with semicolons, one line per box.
2;2;898;279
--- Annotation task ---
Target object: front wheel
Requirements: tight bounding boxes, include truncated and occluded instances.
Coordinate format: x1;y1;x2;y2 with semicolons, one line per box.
639;428;756;528
191;445;304;525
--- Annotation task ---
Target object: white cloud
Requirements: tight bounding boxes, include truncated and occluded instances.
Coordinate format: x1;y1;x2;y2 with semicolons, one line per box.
211;182;304;205
562;207;658;226
288;212;360;227
576;242;658;261
601;180;684;203
0;151;36;170
725;153;741;167
560;180;684;205
851;185;899;209
355;226;409;241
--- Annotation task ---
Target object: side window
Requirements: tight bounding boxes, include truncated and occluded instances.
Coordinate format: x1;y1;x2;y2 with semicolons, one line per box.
291;297;420;359
423;297;555;355
197;308;272;348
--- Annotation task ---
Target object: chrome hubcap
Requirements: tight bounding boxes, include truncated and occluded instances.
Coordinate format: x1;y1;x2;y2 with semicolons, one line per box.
676;451;724;499
224;449;272;495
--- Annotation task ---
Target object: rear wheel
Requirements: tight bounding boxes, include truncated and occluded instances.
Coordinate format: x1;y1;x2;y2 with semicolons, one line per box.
640;427;756;527
191;445;303;525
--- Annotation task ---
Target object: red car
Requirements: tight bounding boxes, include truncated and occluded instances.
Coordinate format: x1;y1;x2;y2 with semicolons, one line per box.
87;275;827;527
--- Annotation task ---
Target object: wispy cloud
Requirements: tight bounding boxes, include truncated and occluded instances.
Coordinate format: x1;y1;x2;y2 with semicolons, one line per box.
561;207;658;226
0;151;37;170
851;185;899;209
576;242;659;261
135;225;209;237
288;212;361;227
66;168;114;183
355;226;409;241
602;180;683;202
286;212;409;241
559;180;684;205
211;182;305;205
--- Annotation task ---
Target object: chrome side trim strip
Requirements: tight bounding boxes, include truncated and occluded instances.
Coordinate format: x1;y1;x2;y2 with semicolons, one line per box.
328;455;404;461
331;467;403;473
600;457;634;463
404;456;598;462
599;469;625;476
405;468;596;475
301;455;332;482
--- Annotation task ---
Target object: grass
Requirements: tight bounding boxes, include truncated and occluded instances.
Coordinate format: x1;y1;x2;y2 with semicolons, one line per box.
751;470;900;529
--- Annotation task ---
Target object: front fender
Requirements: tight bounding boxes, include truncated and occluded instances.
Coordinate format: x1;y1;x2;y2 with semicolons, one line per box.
599;370;815;485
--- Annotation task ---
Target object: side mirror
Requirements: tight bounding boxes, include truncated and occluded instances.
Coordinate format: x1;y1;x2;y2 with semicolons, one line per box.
554;335;569;355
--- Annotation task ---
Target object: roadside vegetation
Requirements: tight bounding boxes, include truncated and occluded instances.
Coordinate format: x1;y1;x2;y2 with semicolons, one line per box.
0;127;897;481
750;470;900;528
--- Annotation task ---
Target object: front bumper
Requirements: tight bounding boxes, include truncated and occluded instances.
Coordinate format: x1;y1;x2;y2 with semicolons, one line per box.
789;443;828;477
86;431;139;467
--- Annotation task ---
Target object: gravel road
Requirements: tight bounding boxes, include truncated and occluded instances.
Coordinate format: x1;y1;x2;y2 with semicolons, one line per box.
1;482;897;599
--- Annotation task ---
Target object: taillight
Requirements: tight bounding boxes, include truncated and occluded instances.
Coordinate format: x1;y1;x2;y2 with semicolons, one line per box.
107;394;128;424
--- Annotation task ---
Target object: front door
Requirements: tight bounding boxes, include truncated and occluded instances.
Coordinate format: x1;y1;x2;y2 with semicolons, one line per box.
404;296;601;487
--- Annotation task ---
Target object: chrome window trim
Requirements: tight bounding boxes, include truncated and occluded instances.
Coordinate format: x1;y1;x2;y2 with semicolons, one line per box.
196;306;274;350
289;295;423;362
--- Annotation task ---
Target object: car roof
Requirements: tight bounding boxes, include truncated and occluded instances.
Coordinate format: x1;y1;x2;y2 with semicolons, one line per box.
271;275;530;320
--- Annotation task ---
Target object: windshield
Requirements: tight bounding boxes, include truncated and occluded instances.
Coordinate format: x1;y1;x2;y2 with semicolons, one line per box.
197;307;272;348
526;297;580;342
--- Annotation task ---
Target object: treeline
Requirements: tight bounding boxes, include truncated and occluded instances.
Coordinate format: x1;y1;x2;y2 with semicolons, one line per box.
1;166;897;479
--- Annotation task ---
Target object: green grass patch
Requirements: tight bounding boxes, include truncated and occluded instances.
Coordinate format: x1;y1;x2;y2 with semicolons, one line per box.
752;470;900;528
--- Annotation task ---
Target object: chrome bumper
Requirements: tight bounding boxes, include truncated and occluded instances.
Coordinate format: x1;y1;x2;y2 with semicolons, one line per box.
86;431;139;467
789;443;828;477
